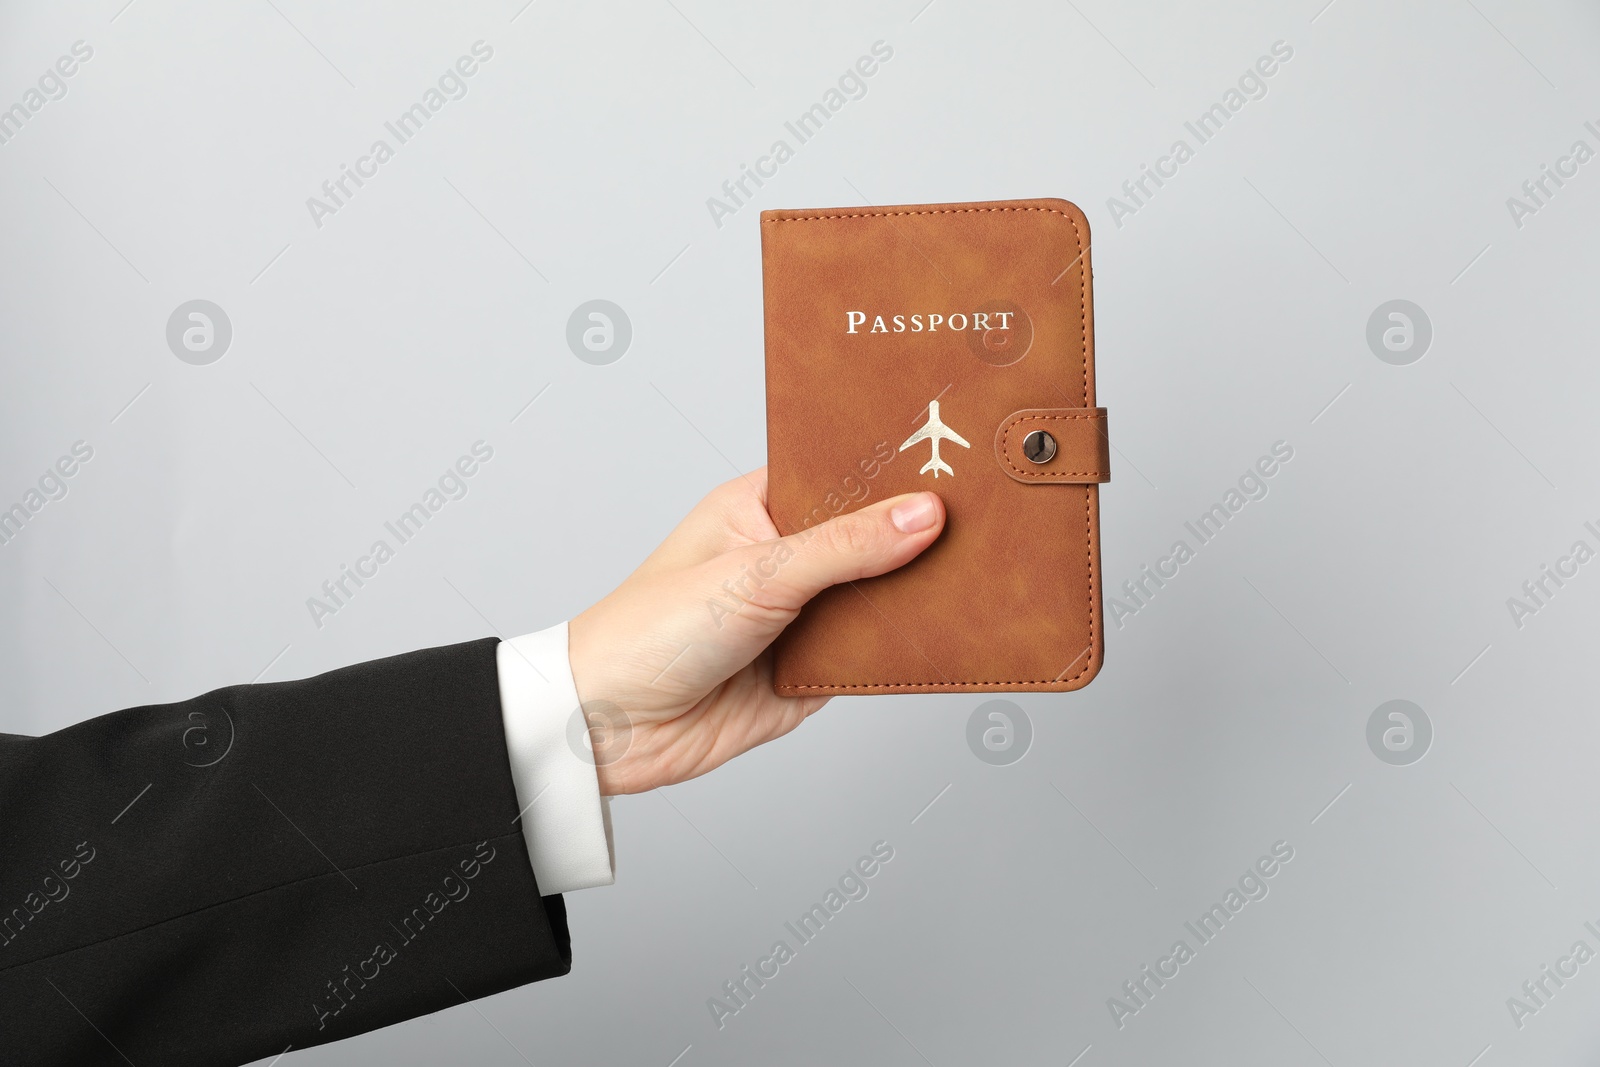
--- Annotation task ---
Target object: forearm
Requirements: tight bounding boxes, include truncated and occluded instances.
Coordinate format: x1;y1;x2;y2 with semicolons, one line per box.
0;638;572;1067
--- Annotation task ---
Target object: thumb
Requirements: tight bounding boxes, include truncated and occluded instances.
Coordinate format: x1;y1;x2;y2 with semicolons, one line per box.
749;491;945;610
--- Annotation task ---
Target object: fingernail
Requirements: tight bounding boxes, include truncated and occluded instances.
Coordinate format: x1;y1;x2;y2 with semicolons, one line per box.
890;493;937;533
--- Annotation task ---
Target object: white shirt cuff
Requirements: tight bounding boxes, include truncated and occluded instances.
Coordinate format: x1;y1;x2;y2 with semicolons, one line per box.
495;621;616;895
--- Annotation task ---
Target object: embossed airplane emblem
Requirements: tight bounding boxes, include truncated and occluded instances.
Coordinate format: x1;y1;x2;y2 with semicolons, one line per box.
900;400;970;478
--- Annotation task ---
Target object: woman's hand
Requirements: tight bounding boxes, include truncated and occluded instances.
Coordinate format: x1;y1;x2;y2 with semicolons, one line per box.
567;468;945;795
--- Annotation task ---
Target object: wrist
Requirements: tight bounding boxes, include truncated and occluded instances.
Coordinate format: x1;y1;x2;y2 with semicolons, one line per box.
566;604;623;710
567;608;634;796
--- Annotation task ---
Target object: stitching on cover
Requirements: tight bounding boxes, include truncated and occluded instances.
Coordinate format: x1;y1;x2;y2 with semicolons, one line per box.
767;207;1073;223
776;680;1079;689
770;205;1099;688
998;412;1107;479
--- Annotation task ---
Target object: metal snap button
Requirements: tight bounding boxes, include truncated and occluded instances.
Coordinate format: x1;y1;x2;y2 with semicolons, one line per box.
1022;429;1057;464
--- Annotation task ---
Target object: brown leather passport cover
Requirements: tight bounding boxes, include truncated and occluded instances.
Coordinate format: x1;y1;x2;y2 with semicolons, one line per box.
762;197;1108;695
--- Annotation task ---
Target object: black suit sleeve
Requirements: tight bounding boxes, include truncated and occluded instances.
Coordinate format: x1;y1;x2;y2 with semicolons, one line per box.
0;637;571;1067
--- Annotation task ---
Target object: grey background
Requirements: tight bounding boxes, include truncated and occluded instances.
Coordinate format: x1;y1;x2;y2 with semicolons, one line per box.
2;0;1597;1063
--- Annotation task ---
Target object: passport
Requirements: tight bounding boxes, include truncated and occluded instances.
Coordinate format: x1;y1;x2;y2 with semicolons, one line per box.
762;198;1110;695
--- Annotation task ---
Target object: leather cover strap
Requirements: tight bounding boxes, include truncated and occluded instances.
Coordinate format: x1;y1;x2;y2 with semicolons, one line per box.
762;197;1107;694
995;408;1110;483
